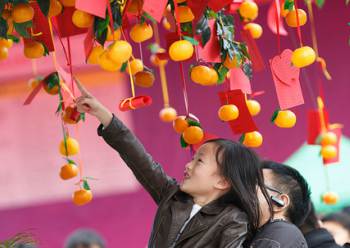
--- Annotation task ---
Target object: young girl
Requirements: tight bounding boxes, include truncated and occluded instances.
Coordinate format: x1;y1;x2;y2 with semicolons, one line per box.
75;80;271;247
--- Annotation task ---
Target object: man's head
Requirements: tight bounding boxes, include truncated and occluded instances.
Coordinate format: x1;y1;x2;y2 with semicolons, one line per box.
299;202;321;234
261;161;311;227
64;229;106;248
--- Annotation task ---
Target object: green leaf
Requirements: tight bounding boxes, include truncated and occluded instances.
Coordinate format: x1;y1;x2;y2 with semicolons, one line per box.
0;17;8;38
180;135;189;148
187;119;201;127
214;63;229;84
315;0;325;8
14;21;32;38
55;101;63;114
242;62;253;80
83;179;91;190
65;158;76;164
181;22;193;35
183;35;199;45
270;109;280;122
111;0;123;29
80;112;86;122
120;61;128;72
196;15;211;46
7;34;20;43
94;15;109;46
46;72;60;88
284;0;294;11
239;134;245;143
142;12;157;24
37;0;50;16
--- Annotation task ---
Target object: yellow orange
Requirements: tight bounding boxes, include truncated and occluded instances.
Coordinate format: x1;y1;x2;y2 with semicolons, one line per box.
107;40;132;63
169;40;194;61
178;6;194;23
243;131;263;148
223;55;241;69
72;10;94;28
173;116;189;134
0;46;9;60
218;104;239;122
48;0;63;17
320;132;337;146
321;145;337;160
274;110;296;128
59;137;80;156
126;59;144;75
246;99;261;116
130;23;153;43
12;3;34;23
0;38;13;48
239;1;258;21
98;51;121;72
285;9;307;27
243;23;263;39
183;126;204;145
106;26;121;41
291;46;316;68
72;189;93;206
24;41;45;59
60;163;79;180
87;46;104;65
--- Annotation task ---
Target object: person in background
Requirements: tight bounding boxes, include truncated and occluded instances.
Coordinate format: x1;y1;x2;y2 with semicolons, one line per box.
300;202;346;248
322;212;350;246
248;161;310;248
64;229;106;248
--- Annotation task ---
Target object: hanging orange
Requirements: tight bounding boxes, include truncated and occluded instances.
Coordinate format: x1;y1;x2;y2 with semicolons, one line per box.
223;55;241;69
246;99;261;116
107;40;132;64
291;46;316;68
12;3;34;23
218;105;239;122
321;145;337;160
24;41;45;59
182;126;204;145
126;59;144;75
273;110;296;128
173;116;189;134
243;23;263;39
0;46;9;60
285;9;307;27
59;137;80;156
322;192;339;205
178;6;194;23
72;10;94;28
72;189;93;206
242;131;263;148
98;51;122;72
169;40;194;61
130;23;153;43
106;26;121;41
320;132;337;146
239;1;258;21
134;71;155;88
48;0;63;17
87;45;104;65
60;163;79;180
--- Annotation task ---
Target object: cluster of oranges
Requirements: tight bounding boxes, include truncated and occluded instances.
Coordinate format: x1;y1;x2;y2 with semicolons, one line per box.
173;116;204;145
239;1;263;39
319;131;338;160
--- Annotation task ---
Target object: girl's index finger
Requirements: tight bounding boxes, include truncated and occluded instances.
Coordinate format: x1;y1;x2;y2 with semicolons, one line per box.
74;77;91;97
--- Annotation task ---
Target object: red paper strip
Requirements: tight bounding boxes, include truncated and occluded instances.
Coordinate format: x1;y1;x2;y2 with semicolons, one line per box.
267;1;288;36
208;0;232;12
54;7;88;38
324;127;342;165
197;19;221;63
84;27;94;63
23;81;43;105
187;0;209;25
270;49;304;110
30;2;55;51
143;0;168;22
75;0;107;18
241;29;265;72
228;0;243;14
218;90;258;134
119;96;153;111
165;32;180;50
229;68;252;94
307;109;329;145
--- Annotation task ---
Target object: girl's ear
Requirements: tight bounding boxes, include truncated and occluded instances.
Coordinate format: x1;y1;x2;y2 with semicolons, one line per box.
215;178;231;191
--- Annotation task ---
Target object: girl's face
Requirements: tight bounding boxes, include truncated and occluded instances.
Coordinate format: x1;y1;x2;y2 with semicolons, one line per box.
180;143;228;198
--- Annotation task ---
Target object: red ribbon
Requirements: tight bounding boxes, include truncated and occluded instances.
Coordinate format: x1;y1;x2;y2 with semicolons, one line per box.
273;0;281;54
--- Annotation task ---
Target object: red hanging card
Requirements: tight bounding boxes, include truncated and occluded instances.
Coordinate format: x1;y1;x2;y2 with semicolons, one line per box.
75;0;107;18
165;32;180;50
307;109;329;145
228;0;243;14
197;19;221;63
142;0;168;22
267;1;288;36
54;7;88;38
30;2;55;51
218;90;258;134
84;27;95;62
229;68;252;94
270;49;304;110
208;0;232;12
241;29;265;72
324;127;342;165
187;0;209;25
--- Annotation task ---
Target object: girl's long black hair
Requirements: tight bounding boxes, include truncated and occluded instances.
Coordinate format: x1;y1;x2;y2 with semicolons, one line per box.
205;139;273;236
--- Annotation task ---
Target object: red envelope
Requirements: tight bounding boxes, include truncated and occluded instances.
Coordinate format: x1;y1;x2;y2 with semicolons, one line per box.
267;1;288;36
208;0;232;12
76;0;106;18
165;32;180;50
84;27;95;62
187;0;209;25
229;68;252;94
197;19;221;63
270;49;304;110
119;96;153;111
30;2;55;51
218;90;258;134
143;0;168;22
241;29;265;72
307;109;329;145
54;7;88;38
324;127;342;165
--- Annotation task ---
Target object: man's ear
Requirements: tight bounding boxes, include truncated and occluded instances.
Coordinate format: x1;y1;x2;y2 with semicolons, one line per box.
272;194;290;213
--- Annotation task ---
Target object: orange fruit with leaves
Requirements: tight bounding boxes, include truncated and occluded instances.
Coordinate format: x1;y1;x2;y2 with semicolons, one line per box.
285;9;307;27
218;104;239;122
12;3;34;23
178;6;194;23
106;26;121;41
62;106;81;124
273;110;296;128
60;163;79;180
87;45;104;65
159;107;177;122
223;55;241;69
183;126;204;145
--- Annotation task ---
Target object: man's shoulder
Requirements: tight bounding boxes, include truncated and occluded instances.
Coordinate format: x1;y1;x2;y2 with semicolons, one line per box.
249;220;307;248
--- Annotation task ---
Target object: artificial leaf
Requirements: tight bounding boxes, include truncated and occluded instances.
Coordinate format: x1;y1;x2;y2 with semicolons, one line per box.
83;179;91;190
7;34;20;43
183;35;199;45
142;11;157;24
65;158;76;164
315;0;325;8
239;134;245;143
94;15;109;46
242;62;253;80
111;0;123;28
195;15;211;46
270;109;280;122
80;112;86;121
14;21;32;38
180;135;189;148
284;0;294;10
120;62;127;72
187;119;201;127
181;22;193;35
214;63;229;84
37;0;50;16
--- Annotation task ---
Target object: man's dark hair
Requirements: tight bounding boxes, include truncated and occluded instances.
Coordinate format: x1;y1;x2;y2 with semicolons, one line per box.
322;212;350;231
261;161;311;227
300;202;320;234
64;229;106;248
